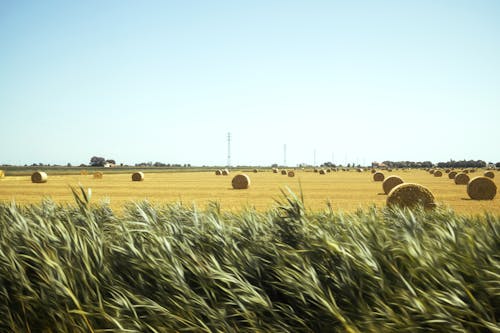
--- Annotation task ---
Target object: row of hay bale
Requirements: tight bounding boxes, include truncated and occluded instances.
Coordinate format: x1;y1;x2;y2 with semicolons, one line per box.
30;171;145;183
215;169;230;176
374;170;497;209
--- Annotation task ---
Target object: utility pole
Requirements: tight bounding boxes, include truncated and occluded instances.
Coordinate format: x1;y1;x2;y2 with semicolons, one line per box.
284;144;287;167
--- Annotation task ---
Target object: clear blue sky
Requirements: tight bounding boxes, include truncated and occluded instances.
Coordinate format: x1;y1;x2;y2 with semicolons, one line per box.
1;0;499;166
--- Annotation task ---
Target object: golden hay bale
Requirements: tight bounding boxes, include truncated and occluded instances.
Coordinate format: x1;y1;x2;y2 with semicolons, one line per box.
281;169;287;175
287;170;295;177
445;169;451;173
484;171;495;179
462;170;469;174
313;168;319;173
373;172;385;182
434;170;443;177
131;172;144;181
93;172;103;179
253;169;258;173
319;169;326;175
232;174;250;189
80;170;88;175
429;169;435;174
272;168;278;174
382;175;404;195
469;169;476;173
215;169;222;176
371;169;376;174
222;169;230;176
467;176;496;200
327;169;331;173
448;171;457;179
357;168;363;172
454;173;470;185
387;183;436;209
31;171;48;183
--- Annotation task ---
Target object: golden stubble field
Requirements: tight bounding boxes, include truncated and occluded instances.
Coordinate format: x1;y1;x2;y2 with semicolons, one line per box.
0;169;498;215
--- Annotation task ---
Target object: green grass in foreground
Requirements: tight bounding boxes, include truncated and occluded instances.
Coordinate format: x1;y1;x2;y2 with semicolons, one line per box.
0;187;498;332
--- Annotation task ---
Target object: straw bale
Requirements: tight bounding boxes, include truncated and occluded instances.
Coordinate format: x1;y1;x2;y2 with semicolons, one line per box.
373;172;385;182
382;175;404;195
319;169;327;175
484;171;495;179
80;170;88;175
215;169;222;176
387;183;436;209
232;174;250;189
448;171;457;179
93;172;103;179
454;173;470;185
467;176;496;200
31;171;48;183
222;169;230;176
287;170;295;177
132;172;144;181
433;170;443;177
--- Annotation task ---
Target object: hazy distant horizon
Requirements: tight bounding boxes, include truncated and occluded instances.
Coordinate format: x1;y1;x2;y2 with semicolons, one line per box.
1;1;499;166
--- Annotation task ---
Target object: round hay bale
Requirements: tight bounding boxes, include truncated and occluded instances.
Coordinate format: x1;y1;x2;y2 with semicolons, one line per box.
373;172;385;182
429;169;435;174
319;169;326;175
371;169;376;174
448;171;457;179
454;173;470;185
272;168;278;174
313;168;318;173
215;169;222;176
387;169;393;172
467;176;496;200
434;170;443;177
469;169;476;173
382;175;404;195
327;168;331;173
80;170;88;175
93;172;103;179
132;172;144;181
222;169;230;176
287;170;295;177
387;183;436;209
445;169;451;173
232;174;250;189
357;168;363;172
484;171;495;179
462;170;469;174
31;171;48;183
281;169;287;175
253;169;258;173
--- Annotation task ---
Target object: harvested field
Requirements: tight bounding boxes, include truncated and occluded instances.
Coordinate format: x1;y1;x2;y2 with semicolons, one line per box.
0;169;498;214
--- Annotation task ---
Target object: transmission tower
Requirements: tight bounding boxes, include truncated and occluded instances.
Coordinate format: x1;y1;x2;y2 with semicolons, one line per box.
227;132;231;167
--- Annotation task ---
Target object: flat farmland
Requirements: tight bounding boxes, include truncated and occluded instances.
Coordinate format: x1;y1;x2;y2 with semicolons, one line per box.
0;169;498;214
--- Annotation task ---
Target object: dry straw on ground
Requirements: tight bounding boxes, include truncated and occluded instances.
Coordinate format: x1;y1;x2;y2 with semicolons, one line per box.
373;172;385;182
231;174;250;189
448;171;457;179
382;175;404;195
467;176;497;200
287;170;295;177
31;171;48;183
454;173;470;185
434;170;443;177
131;172;144;181
387;183;436;209
93;172;103;179
484;171;495;179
